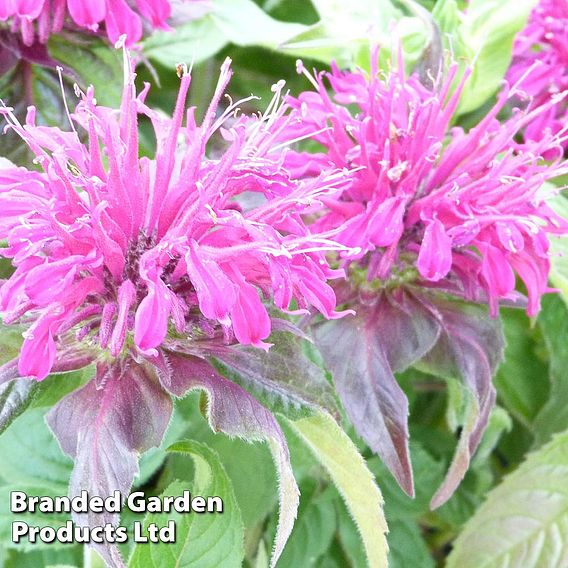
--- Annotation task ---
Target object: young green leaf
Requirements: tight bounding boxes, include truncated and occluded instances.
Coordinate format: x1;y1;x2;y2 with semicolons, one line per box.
286;412;389;568
143;0;306;67
447;428;568;568
281;0;429;67
129;441;244;568
455;0;537;115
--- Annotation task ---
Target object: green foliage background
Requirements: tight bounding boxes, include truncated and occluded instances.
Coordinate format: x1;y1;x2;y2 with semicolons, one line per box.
3;0;568;567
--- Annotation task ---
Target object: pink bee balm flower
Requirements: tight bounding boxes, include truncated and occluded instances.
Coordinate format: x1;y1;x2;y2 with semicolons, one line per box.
0;52;350;568
283;52;568;509
507;0;568;146
0;54;348;381
0;0;194;45
285;55;568;316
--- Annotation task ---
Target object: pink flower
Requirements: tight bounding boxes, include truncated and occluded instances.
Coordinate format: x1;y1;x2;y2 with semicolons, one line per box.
287;51;568;507
0;0;205;45
507;0;568;145
0;53;349;380
284;54;568;316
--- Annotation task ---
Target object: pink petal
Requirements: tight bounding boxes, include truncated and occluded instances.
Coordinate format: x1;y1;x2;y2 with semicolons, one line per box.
185;243;237;325
480;244;516;297
67;0;106;27
367;196;406;247
18;312;60;380
24;257;82;306
104;0;143;45
135;0;171;28
417;219;453;282
134;268;171;354
496;222;525;254
15;0;44;18
0;0;16;19
509;246;550;317
230;279;271;348
110;279;136;356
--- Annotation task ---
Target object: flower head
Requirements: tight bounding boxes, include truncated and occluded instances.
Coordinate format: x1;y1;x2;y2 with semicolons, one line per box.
282;51;568;507
507;0;568;145
0;0;197;46
285;53;568;316
0;52;348;380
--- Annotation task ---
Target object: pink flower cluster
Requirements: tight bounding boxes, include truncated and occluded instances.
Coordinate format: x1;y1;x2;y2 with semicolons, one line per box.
508;0;568;145
0;0;174;45
0;55;348;380
283;55;568;315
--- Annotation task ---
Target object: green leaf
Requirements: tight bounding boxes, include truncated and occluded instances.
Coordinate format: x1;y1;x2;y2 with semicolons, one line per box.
387;519;435;568
129;440;244;568
0;484;72;552
276;484;337;567
0;66;57;165
211;0;307;47
548;195;568;307
143;0;306;67
0;257;13;279
188;436;276;529
161;354;298;567
0;379;41;438
2;547;83;568
456;0;538;115
533;295;568;446
0;364;91;439
281;0;429;67
0;408;72;486
30;368;92;410
447;428;568;568
432;0;461;34
0;409;72;552
155;395;278;529
0;37;122;166
142;16;229;67
286;412;389;568
47;36;123;108
494;309;549;426
335;497;368;568
367;444;445;521
0;325;23;365
435;464;493;529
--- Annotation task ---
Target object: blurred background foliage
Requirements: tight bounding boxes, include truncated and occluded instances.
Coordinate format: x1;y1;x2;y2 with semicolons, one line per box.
2;0;568;567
